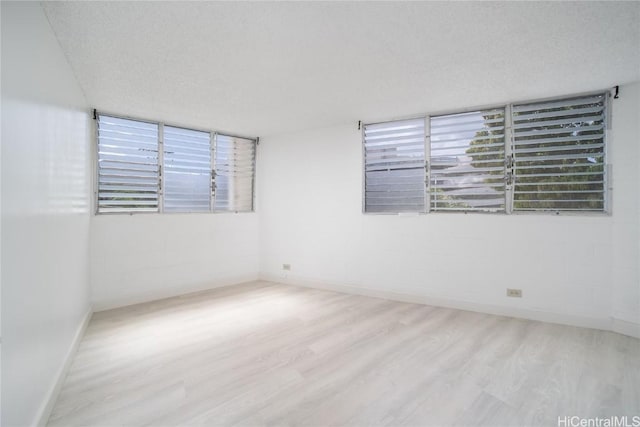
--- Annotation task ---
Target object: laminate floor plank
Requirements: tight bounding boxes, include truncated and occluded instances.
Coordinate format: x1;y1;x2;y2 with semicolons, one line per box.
48;281;640;427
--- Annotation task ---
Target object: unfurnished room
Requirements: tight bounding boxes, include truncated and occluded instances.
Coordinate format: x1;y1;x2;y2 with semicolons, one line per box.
1;1;639;426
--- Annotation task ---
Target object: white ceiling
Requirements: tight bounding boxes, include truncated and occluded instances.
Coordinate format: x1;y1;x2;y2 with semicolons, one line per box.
43;1;640;137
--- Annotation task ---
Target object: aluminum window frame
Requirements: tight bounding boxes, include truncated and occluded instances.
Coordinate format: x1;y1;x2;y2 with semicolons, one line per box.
95;113;161;215
361;89;611;216
512;91;611;215
94;110;257;215
362;117;428;214
428;107;508;213
212;133;257;213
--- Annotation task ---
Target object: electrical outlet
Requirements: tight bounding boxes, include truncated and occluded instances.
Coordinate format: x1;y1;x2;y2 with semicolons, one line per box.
507;288;522;298
282;264;291;271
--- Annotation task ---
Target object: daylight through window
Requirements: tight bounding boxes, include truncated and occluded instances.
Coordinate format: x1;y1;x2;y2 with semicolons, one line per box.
362;92;609;214
96;114;256;214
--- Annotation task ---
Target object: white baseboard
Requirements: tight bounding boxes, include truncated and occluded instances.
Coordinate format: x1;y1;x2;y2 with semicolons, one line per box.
259;273;617;333
34;307;93;427
92;274;260;312
611;317;640;339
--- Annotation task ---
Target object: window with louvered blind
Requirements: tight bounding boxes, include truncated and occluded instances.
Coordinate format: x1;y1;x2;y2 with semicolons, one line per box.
96;113;257;214
214;134;256;212
97;115;159;213
430;109;506;212
362;91;609;215
512;94;606;212
363;118;426;213
163;126;212;213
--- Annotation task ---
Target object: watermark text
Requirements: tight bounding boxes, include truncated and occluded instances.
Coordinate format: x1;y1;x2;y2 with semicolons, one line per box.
558;416;640;427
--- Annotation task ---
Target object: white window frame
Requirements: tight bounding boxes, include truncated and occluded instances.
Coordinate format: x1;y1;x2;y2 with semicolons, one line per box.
362;90;611;216
94;111;257;215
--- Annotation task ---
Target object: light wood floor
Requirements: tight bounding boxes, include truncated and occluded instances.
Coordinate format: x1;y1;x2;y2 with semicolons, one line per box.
49;281;640;426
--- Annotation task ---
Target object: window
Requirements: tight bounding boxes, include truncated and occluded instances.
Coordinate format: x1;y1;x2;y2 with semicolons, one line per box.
96;113;256;214
430;109;506;212
363;118;426;213
362;91;609;214
97;115;159;213
512;94;606;212
163;126;212;213
213;135;256;212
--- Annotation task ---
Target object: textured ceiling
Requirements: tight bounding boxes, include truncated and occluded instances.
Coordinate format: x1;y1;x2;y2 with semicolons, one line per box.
43;1;640;137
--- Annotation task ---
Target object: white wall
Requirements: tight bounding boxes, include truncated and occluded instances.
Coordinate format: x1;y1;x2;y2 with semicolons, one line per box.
610;83;640;331
1;2;91;426
90;213;259;310
259;83;640;334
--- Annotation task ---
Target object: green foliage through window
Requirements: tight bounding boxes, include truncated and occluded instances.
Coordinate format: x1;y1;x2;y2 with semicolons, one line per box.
512;94;606;211
362;92;608;214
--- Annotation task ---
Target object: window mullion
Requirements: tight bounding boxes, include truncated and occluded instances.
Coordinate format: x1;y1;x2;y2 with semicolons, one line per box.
424;115;431;214
94;114;100;215
158;123;164;214
604;94;611;214
504;104;514;215
211;132;217;212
